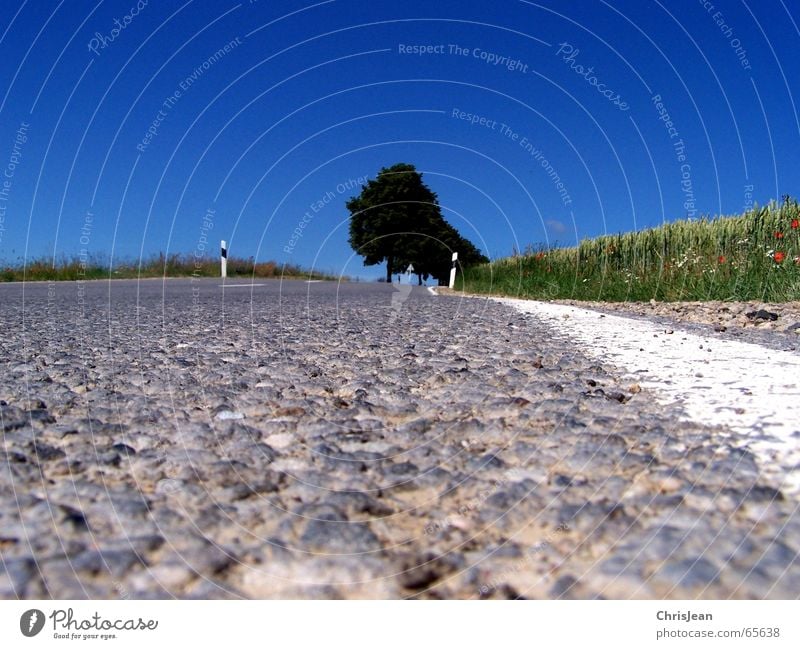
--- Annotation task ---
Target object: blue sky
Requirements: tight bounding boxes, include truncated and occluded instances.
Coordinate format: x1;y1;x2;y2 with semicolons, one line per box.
0;0;798;279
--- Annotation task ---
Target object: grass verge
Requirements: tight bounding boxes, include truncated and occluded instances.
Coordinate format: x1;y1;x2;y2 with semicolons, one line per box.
0;253;340;282
461;198;800;302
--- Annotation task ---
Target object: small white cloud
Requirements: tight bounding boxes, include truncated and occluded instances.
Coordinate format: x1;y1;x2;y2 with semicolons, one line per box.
545;219;567;234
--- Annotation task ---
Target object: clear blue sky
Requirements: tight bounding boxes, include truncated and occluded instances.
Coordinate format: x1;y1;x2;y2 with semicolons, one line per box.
1;0;798;279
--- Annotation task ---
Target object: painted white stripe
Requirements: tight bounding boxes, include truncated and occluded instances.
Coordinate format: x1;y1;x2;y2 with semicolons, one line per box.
305;280;323;283
427;286;438;295
494;298;800;497
218;283;266;287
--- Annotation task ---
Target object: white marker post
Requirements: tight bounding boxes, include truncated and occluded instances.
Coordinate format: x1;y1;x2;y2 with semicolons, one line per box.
220;240;227;278
448;252;458;289
406;263;414;285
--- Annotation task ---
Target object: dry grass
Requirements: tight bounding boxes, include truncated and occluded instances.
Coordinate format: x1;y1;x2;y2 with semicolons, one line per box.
1;253;339;282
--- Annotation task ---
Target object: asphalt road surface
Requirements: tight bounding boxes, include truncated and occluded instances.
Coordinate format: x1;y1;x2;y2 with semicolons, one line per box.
1;278;798;598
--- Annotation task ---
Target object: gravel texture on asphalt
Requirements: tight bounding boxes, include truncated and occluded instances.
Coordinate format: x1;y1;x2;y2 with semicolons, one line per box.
1;279;798;599
493;299;800;498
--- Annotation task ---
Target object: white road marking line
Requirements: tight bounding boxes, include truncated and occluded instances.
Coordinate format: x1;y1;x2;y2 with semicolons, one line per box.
305;280;323;283
495;298;800;497
427;286;438;295
218;284;266;287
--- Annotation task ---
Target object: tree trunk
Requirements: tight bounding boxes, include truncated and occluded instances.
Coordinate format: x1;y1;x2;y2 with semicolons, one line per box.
417;274;422;286
386;256;393;282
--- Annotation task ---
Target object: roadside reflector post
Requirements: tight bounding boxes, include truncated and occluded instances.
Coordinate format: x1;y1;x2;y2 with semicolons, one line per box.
448;252;458;289
406;263;414;285
221;240;227;278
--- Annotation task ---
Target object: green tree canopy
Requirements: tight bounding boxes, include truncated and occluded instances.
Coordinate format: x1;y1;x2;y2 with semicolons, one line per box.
346;163;488;283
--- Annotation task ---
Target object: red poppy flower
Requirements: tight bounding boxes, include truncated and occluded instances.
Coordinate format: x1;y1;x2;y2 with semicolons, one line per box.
775;231;785;239
792;219;799;229
718;255;726;264
774;251;786;263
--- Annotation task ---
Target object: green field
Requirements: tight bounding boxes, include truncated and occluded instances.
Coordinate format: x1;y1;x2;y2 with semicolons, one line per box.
0;253;338;283
461;198;800;302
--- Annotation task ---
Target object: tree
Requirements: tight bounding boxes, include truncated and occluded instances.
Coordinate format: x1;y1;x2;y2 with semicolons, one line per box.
346;163;488;283
401;220;488;285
